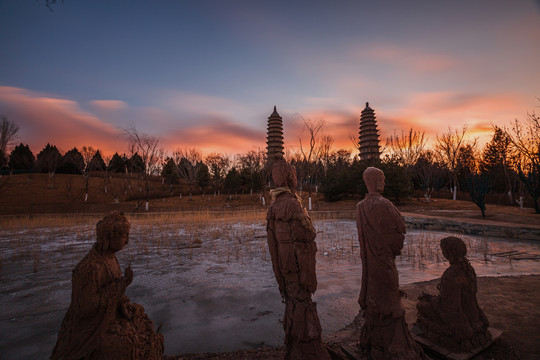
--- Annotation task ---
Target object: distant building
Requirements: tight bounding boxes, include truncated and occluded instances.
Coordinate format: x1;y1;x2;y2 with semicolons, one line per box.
266;105;284;161
358;102;381;161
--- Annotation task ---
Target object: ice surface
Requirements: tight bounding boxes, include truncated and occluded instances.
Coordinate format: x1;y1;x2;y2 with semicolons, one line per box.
1;219;539;359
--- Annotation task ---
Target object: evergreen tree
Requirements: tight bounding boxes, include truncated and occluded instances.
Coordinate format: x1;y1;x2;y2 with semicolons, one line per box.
478;127;512;193
128;153;145;174
224;167;241;194
88;150;106;172
456;143;477;187
161;158;179;184
8;143;35;171
109;153;126;173
197;162;211;190
36;143;61;173
58;147;84;174
379;159;413;204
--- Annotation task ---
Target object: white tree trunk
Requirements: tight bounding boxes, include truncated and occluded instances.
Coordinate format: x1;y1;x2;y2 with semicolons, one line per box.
84;193;88;202
145;201;149;211
262;196;265;206
452;185;457;200
516;196;524;209
308;196;312;211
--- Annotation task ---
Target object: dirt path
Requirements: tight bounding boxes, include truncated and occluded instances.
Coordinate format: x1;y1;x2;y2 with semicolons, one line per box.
168;275;540;360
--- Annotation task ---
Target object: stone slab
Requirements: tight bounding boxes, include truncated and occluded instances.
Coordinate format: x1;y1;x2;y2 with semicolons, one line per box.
411;326;503;360
339;343;364;360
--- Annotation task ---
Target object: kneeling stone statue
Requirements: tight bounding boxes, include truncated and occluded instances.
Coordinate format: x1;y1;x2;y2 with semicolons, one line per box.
415;236;491;352
51;212;164;360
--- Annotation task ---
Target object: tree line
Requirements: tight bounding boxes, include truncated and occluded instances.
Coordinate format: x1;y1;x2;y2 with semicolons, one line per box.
1;108;539;214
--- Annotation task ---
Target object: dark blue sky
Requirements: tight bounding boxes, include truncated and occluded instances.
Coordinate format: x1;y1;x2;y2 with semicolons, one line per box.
0;0;539;154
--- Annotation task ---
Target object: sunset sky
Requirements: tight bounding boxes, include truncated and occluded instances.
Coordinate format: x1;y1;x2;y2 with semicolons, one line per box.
1;0;539;157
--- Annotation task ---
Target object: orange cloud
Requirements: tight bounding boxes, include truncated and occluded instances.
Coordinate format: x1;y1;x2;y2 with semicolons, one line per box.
0;85;533;160
385;91;531;146
0;86;124;155
89;100;128;110
162;119;266;155
280;91;532;156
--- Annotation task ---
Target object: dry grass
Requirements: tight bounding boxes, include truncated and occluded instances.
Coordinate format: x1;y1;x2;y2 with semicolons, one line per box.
0;209;533;276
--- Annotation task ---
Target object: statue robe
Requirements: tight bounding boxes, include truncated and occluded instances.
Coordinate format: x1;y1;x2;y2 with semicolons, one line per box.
267;190;330;360
51;247;163;360
356;193;425;360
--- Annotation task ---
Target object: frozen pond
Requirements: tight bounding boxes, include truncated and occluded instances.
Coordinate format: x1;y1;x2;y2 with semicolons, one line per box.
1;216;540;359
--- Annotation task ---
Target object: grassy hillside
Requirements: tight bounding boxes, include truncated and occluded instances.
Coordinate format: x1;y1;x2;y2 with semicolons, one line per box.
0;173;265;215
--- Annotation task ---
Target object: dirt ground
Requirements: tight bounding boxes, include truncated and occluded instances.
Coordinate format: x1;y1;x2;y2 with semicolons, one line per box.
1;174;539;227
167;275;540;360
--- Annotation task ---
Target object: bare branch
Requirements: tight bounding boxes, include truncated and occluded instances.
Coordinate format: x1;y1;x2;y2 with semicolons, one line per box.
0;116;19;156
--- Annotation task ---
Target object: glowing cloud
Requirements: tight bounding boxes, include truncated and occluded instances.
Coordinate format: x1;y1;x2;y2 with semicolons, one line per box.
89;100;128;110
162;118;266;155
0;86;124;155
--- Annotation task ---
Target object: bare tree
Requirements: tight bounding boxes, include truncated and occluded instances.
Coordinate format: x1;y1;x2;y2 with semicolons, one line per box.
412;151;447;202
125;126;162;211
348;133;361;156
102;155;112;194
0;116;19;167
506;111;540;170
317;134;334;177
80;146;96;202
173;148;202;200
205;153;230;195
434;126;469;200
298;116;325;210
385;128;427;168
505;108;540;213
237;149;266;193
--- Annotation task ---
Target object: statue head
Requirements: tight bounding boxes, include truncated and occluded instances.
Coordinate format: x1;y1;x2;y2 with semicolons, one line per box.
440;236;467;264
95;212;130;254
271;154;297;189
363;167;385;194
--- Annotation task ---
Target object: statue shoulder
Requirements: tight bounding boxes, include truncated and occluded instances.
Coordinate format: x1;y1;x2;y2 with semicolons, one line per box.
270;196;303;221
74;249;110;281
442;264;461;280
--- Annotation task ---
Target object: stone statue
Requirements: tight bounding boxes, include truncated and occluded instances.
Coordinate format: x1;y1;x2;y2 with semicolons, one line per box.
51;212;164;360
415;236;491;351
266;155;330;360
356;167;425;359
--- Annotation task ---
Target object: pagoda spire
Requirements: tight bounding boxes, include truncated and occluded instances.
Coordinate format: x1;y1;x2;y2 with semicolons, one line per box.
266;105;284;162
358;102;380;161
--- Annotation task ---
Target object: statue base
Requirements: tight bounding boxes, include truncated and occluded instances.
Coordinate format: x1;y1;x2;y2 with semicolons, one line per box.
411;326;503;360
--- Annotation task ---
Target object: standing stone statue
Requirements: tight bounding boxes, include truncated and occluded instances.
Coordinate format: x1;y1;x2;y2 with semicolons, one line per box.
266;155;330;360
356;167;425;359
51;212;164;360
416;236;491;351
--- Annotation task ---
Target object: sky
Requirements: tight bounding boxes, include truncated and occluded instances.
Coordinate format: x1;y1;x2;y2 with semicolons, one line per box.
0;0;539;157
